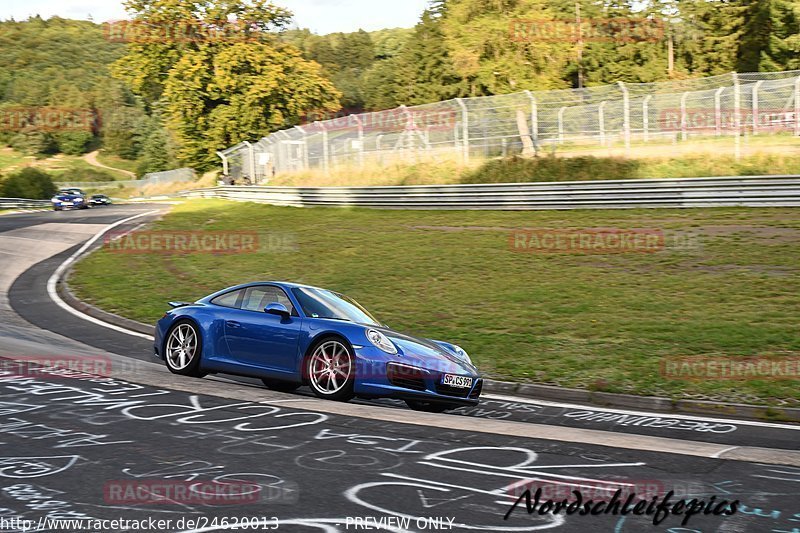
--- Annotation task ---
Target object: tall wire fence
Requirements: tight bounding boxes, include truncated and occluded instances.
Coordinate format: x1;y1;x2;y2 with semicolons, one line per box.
56;168;196;190
219;70;800;183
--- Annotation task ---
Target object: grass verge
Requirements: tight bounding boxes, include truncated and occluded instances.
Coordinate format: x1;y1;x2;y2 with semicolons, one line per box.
70;200;800;405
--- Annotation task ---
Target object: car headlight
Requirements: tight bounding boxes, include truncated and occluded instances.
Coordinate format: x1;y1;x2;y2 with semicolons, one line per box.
51;197;60;202
367;329;397;355
452;345;472;365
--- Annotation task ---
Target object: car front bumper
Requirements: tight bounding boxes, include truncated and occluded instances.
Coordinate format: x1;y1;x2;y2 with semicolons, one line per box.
353;346;482;406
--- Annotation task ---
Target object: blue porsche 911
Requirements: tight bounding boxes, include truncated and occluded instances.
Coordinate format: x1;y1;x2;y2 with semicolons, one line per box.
154;282;482;412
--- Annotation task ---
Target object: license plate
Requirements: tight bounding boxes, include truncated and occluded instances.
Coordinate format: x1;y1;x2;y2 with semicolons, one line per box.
441;374;473;388
63;202;73;206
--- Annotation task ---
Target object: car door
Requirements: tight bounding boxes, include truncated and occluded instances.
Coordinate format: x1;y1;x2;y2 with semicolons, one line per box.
223;285;302;374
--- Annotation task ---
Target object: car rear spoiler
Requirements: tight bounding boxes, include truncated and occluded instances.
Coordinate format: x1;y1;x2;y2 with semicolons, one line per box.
168;301;194;309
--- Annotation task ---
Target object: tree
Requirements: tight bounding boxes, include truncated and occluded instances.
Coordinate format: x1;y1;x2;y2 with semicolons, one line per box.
398;9;466;104
440;0;572;96
112;0;340;169
0;167;57;199
136;115;176;175
9;130;57;156
54;131;94;155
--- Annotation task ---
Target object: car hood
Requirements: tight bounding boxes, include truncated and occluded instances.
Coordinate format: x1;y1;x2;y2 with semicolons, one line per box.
372;326;479;376
55;194;82;200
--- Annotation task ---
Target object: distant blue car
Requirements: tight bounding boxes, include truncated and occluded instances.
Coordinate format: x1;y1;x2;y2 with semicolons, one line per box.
52;189;89;211
154;282;482;412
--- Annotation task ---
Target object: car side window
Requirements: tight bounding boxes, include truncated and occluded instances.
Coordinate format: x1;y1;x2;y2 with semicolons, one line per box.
241;286;297;315
211;289;244;309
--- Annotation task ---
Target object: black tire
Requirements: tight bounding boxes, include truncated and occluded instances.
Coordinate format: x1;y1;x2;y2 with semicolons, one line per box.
305;337;355;402
261;378;301;393
163;319;206;378
53;207;61;211
405;400;450;413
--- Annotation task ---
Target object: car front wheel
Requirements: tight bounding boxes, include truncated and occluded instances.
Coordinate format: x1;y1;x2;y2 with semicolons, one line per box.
306;338;355;402
164;320;206;378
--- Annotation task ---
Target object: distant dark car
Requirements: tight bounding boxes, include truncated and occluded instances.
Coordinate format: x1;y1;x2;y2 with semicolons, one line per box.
51;189;89;211
90;194;112;206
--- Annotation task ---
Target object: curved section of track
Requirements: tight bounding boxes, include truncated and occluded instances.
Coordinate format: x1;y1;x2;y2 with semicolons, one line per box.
0;205;797;533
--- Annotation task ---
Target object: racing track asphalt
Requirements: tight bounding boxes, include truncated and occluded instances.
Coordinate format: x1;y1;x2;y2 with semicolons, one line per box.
0;204;798;533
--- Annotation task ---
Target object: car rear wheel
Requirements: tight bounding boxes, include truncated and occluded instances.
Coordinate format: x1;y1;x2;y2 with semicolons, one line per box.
164;320;206;377
261;378;301;393
306;338;355;402
405;400;450;413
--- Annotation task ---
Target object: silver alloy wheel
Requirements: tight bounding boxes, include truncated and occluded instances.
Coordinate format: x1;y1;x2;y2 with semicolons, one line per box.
166;323;197;370
308;340;351;395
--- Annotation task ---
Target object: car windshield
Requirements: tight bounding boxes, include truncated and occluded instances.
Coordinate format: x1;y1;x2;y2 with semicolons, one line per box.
291;287;380;326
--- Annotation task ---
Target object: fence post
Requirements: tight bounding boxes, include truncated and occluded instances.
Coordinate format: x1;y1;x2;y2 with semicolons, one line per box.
598;101;607;146
243;141;256;183
558;106;566;144
352;114;365;167
795;75;800;136
733;72;741;161
456;98;469;162
319;122;330;175
216;151;228;176
618;81;631;149
642;95;652;142
714;87;725;136
679;91;689;141
524;90;539;145
293;126;308;172
752;79;764;134
263;137;277;182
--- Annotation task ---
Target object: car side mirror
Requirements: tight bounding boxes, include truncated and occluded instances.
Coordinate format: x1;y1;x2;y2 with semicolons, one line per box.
264;302;290;319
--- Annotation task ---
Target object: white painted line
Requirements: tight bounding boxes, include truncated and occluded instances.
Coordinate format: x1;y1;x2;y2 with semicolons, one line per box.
484;392;800;431
46;210;160;341
711;446;740;458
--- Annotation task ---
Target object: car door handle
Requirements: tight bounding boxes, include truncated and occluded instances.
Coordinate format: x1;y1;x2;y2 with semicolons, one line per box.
226;321;241;328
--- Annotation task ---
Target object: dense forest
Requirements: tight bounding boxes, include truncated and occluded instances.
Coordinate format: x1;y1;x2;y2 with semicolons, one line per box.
0;17;176;175
1;0;799;173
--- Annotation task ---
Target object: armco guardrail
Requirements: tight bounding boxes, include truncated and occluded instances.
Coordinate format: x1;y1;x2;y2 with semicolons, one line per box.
0;198;52;209
179;175;800;210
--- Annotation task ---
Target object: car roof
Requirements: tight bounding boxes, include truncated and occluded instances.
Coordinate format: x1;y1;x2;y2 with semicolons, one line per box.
214;281;325;294
251;281;323;290
200;281;327;303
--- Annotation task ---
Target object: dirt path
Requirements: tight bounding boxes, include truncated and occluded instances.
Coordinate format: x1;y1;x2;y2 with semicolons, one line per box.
83;150;136;178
